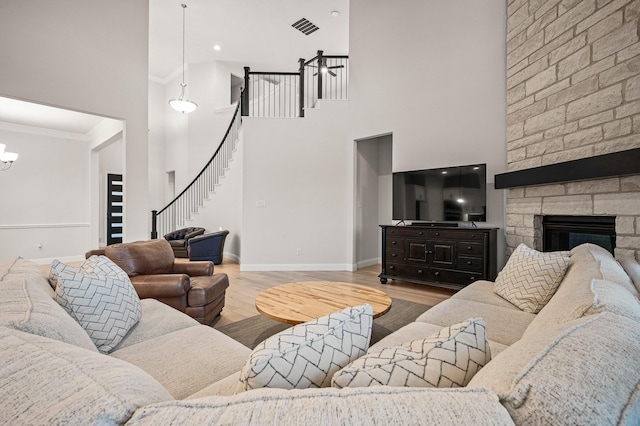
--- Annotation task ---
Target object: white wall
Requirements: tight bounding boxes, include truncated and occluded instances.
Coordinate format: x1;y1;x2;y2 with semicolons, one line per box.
0;1;150;248
188;133;244;262
0;128;90;261
377;137;392;258
148;80;167;224
348;0;508;267
241;101;351;270
159;62;244;202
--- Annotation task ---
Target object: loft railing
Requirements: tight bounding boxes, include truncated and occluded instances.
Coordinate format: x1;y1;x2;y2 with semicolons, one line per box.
151;100;242;239
241;50;348;118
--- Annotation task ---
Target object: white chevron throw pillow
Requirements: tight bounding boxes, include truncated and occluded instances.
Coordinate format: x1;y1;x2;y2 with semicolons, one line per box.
237;304;373;392
494;243;570;314
50;257;141;353
331;318;490;389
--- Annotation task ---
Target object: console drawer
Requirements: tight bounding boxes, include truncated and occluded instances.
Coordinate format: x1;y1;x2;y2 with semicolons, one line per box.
386;236;405;249
385;263;429;279
430;268;481;285
458;256;484;272
457;242;484;256
385;249;403;262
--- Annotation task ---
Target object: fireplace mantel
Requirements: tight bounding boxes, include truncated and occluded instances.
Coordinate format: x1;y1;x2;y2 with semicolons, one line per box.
494;148;640;189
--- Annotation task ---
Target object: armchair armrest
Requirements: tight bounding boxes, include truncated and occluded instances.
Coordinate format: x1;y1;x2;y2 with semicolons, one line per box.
172;261;214;277
130;274;191;299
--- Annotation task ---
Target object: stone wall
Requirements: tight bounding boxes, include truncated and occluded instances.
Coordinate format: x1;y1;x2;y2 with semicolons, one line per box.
506;0;640;258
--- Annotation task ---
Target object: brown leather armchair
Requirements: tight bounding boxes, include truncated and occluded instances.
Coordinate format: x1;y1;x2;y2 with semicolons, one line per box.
85;239;228;325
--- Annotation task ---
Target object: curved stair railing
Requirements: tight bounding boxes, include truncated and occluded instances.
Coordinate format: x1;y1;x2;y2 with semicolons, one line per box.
151;100;242;239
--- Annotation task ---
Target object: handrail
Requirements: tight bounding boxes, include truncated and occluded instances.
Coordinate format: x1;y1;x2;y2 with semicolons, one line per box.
151;98;242;238
242;50;349;119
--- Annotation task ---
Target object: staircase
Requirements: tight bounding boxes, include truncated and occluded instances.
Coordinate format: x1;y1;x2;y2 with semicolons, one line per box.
151;51;348;239
151;101;242;239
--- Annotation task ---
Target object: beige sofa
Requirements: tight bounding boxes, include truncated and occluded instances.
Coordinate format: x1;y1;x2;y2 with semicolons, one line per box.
1;243;639;425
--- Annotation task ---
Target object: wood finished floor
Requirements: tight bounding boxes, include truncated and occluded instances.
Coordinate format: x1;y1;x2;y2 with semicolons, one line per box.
207;260;455;327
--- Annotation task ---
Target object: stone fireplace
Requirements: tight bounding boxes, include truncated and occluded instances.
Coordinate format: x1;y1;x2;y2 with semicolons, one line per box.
504;0;640;260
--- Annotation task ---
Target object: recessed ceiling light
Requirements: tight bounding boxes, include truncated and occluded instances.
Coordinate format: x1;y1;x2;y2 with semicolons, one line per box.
331;10;340;17
213;45;221;51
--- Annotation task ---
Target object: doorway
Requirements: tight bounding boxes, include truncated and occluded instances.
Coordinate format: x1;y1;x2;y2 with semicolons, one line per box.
355;134;392;269
106;173;123;245
231;74;243;105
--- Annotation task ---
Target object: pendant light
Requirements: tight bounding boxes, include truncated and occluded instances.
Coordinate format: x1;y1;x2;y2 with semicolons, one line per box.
169;4;197;113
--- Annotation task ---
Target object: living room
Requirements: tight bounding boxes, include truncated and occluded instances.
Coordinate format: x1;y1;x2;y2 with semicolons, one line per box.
0;1;507;269
2;1;640;424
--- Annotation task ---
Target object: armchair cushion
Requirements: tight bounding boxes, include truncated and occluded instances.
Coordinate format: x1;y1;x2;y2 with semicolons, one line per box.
105;239;175;276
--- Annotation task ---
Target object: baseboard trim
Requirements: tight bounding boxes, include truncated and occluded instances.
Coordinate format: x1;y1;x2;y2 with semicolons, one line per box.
29;255;86;265
356;258;380;269
223;252;240;264
240;263;354;272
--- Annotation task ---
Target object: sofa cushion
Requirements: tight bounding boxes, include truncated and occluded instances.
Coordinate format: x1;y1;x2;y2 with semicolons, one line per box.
416;298;535;346
587;278;640;322
0;326;172;425
237;304;373;392
0;256;54;291
571;243;637;294
113;298;199;351
111;325;251;399
525;243;640;337
618;255;640;294
0;258;97;352
468;312;640;425
452;280;521;310
104;239;175;276
493;244;570;314
128;387;514;426
51;259;142;354
331;318;490;389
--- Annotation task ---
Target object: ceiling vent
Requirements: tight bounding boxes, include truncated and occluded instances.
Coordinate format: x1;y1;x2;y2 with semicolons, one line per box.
291;18;319;36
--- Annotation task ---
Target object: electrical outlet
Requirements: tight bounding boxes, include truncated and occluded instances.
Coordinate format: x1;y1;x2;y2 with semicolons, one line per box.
296;248;302;256
256;200;266;208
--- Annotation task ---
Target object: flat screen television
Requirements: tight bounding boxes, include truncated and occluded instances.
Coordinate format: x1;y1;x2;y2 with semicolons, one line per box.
392;164;487;223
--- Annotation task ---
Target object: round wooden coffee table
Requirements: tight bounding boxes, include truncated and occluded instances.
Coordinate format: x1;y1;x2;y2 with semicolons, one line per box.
255;281;392;325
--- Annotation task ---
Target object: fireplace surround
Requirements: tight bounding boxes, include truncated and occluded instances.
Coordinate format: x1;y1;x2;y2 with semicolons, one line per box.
534;215;616;255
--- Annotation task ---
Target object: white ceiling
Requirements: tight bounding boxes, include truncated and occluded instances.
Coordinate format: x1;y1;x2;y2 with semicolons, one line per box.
0;97;109;135
150;0;350;81
0;0;349;134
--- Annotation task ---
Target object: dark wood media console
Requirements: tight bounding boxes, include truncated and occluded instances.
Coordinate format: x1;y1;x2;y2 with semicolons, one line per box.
379;225;498;291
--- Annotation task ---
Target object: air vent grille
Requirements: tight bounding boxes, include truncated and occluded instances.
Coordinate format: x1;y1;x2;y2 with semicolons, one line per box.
291;18;319;36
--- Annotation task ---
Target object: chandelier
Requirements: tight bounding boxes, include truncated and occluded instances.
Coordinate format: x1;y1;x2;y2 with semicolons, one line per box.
0;144;18;171
169;4;198;113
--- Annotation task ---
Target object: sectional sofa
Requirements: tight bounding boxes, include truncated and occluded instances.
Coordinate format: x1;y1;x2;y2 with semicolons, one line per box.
1;243;639;425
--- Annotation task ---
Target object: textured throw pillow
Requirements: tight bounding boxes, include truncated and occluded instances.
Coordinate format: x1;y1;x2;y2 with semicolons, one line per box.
50;258;141;354
331;317;490;389
494;244;570;314
237;304;373;392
